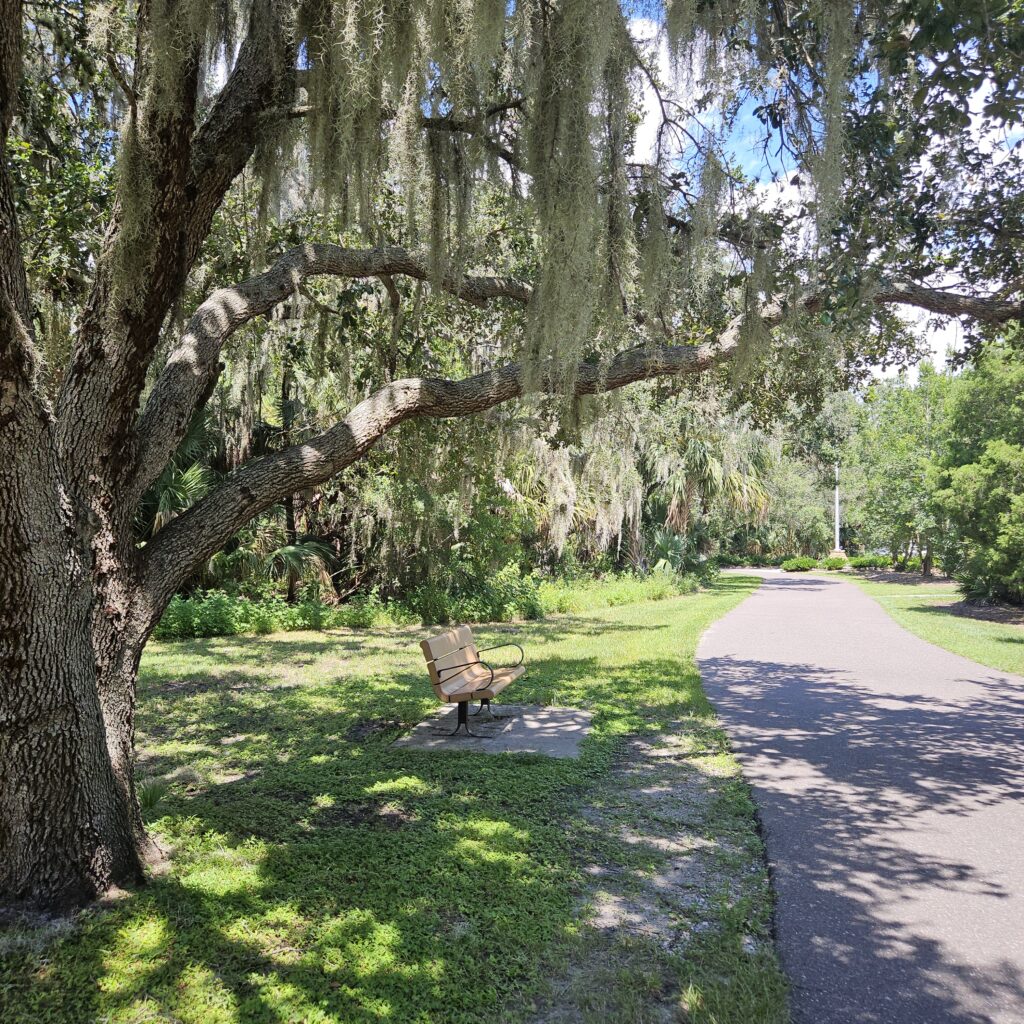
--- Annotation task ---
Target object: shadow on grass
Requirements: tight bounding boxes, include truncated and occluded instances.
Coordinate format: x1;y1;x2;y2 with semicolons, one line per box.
3;631;730;1024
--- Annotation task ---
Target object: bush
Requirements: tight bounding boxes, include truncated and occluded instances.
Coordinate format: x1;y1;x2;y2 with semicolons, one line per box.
405;561;544;625
893;556;923;573
152;591;414;641
154;570;706;640
781;557;818;572
822;556;848;570
536;571;699;615
848;554;892;570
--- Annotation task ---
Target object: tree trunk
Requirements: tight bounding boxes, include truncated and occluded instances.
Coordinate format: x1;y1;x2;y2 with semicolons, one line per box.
0;400;148;906
281;353;299;603
922;544;934;577
0;602;148;906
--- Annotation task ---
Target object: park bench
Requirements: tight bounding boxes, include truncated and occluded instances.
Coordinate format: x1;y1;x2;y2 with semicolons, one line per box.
420;625;525;736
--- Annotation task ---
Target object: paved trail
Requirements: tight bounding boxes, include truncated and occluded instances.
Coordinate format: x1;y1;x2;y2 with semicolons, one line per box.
697;572;1024;1024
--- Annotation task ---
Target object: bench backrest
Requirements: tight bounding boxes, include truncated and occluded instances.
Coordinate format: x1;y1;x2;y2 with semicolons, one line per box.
420;625;480;698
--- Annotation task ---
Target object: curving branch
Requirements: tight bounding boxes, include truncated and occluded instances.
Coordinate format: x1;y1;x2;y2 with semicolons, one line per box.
132;260;1022;621
139;329;738;618
133;244;532;499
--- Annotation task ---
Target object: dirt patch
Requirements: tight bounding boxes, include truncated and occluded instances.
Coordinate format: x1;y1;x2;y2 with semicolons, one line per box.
345;717;405;741
526;729;779;1022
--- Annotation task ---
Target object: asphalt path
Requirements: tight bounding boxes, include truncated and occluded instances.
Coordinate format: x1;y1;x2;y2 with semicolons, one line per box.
697;571;1024;1024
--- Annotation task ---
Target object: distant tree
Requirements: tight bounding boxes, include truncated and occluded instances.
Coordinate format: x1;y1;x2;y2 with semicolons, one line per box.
845;367;951;572
933;339;1024;600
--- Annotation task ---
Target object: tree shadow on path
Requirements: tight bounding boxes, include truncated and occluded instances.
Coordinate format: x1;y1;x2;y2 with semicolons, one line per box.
700;652;1024;1024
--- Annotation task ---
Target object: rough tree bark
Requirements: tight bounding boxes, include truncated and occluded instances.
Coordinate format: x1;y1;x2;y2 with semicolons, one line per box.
0;0;294;906
1;0;1020;909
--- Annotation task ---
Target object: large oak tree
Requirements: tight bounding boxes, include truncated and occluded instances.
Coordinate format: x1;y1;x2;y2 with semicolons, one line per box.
1;0;1020;907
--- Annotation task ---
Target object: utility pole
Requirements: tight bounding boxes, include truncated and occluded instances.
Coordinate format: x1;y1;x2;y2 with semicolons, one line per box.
830;461;845;557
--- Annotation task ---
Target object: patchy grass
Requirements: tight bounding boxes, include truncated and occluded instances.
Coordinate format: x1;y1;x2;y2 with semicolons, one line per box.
0;577;787;1024
851;578;1024;676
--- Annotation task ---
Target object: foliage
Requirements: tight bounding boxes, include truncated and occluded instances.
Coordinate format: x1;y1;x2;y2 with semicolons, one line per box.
153;591;414;640
823;337;1024;602
536;571;699;614
822;556;847;570
937;440;1024;603
841;366;950;567
136;779;169;813
848;554;892;570
892;555;923;573
153;571;704;640
930;344;1024;603
781;556;818;572
405;560;545;625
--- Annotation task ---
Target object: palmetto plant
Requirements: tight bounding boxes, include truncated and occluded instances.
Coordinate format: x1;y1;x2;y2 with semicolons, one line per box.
263;540;338;591
136;415;216;540
647;403;771;537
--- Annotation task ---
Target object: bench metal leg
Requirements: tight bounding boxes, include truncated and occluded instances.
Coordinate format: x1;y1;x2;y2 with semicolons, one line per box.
449;700;480;737
472;698;509;721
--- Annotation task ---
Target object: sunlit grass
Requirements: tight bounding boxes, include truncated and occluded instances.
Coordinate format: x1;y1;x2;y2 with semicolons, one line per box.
0;577;786;1024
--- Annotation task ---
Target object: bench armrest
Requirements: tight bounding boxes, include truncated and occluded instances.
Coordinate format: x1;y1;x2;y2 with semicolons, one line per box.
436;658;490;685
476;642;524;668
473;659;496;693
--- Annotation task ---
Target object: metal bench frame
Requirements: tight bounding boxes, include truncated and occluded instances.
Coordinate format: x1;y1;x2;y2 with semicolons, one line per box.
421;628;526;737
437;643;524;735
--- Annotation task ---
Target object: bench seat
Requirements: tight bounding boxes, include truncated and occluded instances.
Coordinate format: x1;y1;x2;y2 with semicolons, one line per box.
436;663;526;702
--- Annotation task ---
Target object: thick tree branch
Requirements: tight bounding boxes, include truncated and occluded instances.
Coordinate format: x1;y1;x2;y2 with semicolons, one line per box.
56;0;291;492
873;280;1024;324
139;330;736;616
132;244;531;498
55;30;203;480
184;0;293;267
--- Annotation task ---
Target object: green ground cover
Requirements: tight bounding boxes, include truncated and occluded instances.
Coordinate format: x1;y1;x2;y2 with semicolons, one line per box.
851;578;1024;676
0;576;787;1024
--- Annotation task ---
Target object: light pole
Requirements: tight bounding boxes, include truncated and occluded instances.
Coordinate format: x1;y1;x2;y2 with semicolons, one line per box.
831;461;845;557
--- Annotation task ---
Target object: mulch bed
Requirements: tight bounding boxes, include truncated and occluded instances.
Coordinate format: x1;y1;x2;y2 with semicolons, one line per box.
942;600;1024;627
853;570;955;587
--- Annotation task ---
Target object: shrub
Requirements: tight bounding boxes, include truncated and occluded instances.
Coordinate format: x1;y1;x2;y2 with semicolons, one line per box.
822;556;848;570
152;591;413;640
138;779;169;812
153;570;707;640
781;557;818;572
848;554;892;570
893;556;923;573
536;571;699;614
405;561;544;625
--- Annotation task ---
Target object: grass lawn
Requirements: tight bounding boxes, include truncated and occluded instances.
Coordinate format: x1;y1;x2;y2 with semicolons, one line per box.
850;578;1024;676
0;576;787;1024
